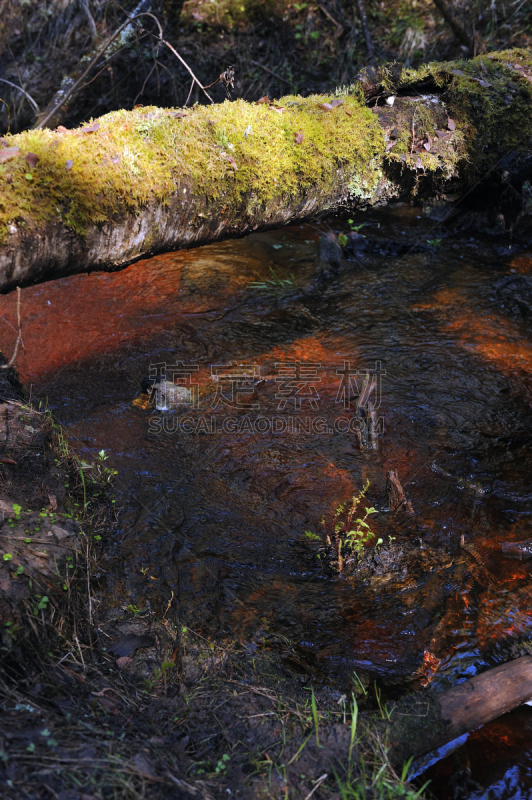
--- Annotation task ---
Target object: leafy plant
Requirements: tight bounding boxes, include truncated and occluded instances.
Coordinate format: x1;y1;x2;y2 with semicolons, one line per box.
321;480;378;571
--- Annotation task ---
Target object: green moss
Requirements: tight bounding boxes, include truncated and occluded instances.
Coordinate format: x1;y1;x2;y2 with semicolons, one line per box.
1;49;530;245
0;93;384;243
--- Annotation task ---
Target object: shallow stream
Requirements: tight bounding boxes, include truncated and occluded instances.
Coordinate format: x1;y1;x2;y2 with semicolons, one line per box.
1;204;532;796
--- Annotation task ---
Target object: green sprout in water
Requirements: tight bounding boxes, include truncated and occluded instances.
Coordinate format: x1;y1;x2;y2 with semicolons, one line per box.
250;267;297;296
307;480;380;572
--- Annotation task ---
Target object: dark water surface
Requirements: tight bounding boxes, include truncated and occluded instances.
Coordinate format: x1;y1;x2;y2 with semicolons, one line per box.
1;204;532;796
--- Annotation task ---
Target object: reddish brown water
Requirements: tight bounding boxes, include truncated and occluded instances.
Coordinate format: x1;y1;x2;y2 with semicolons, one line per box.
1;205;531;795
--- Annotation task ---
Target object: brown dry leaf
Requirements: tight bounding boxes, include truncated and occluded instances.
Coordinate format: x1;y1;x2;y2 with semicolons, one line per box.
425;132;432;149
116;655;132;669
256;95;270;104
130;752;157;778
65;160;73;172
0;457;16;465
110;634;155;658
423;142;431;151
171;112;187;119
385;141;395;151
25;152;39;169
223;153;238;170
48;493;57;510
345;109;352;117
0;500;12;513
97;696;118;714
435;130;449;138
269;106;285;114
82;122;100;134
0;147;20;164
513;63;525;70
56;125;69;133
447;117;456;131
320;102;333;111
330;98;343;108
294;130;304;144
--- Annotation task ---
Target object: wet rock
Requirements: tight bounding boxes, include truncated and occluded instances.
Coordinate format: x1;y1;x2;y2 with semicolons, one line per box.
319;231;342;266
343;231;434;259
496;274;532;319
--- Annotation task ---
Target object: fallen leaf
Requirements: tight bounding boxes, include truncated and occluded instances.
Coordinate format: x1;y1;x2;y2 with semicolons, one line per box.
48;494;57;510
319;102;333;111
6;174;12;184
294;130;304;144
130;752;156;778
435;130;449;138
513;63;525;70
0;457;16;465
345;109;352;117
480;60;488;74
25;152;39;169
65;160;73;172
447;117;456;131
96;695;118;714
269;106;285;114
423;142;431;151
452;69;464;77
56;125;69;133
385;141;396;151
0;147;20;164
82;122;100;134
134;104;144;109
330;98;343;108
171;112;187;119
110;155;121;164
223;153;238;170
425;132;432;149
0;500;12;513
116;656;132;669
109;634;155;658
256;95;270;104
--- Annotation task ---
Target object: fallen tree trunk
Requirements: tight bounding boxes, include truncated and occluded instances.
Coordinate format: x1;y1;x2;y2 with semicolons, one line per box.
386;656;532;765
0;48;531;293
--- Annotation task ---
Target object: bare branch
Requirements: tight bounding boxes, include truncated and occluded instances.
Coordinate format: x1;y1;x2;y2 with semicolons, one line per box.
0;288;22;370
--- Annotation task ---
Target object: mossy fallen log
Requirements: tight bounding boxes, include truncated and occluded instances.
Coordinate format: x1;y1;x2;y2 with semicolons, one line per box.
385;656;532;766
0;48;531;293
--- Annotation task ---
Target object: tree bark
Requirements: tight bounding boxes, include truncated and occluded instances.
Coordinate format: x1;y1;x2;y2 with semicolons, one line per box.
386;656;532;765
0;49;531;294
432;0;475;52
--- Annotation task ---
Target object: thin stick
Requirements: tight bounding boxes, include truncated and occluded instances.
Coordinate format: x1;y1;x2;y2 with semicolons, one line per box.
1;287;22;370
250;59;292;85
161;39;214;104
356;0;375;62
0;78;39;113
35;10;163;129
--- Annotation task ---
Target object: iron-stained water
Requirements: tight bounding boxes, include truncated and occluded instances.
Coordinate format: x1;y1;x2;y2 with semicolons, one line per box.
1;204;531;795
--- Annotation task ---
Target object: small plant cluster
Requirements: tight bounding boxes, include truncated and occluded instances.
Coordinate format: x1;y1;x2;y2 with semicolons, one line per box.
306;480;381;572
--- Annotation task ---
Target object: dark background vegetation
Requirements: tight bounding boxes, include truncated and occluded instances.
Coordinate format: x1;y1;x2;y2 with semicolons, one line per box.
0;0;531;135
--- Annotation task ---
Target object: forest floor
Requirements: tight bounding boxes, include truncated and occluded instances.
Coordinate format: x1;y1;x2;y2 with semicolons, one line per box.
0;368;421;799
0;0;531;134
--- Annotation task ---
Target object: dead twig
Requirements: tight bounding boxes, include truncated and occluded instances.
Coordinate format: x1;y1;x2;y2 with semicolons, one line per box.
0;287;22;370
0;78;39;113
356;0;375;63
